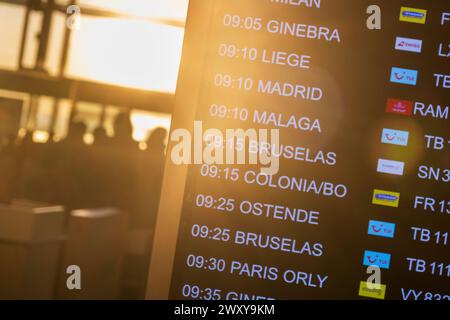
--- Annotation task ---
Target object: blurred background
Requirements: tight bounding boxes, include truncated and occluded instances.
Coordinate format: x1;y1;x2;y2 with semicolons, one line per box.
0;0;188;299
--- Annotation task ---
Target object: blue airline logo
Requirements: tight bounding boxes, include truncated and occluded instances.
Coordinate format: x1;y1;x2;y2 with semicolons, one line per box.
368;220;396;239
363;250;391;269
381;128;409;146
390;67;418;85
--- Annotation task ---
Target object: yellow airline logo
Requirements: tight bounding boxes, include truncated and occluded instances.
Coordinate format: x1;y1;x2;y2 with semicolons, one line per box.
359;281;387;300
372;189;400;208
399;7;427;24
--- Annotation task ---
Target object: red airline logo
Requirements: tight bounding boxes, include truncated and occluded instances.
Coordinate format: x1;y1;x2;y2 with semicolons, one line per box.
386;98;413;116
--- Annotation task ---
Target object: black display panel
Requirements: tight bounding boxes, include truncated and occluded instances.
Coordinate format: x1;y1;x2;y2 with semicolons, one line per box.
149;0;449;300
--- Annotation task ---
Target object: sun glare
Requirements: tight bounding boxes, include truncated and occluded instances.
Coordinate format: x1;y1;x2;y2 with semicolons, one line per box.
131;111;172;141
68;17;185;93
0;1;187;142
79;0;189;21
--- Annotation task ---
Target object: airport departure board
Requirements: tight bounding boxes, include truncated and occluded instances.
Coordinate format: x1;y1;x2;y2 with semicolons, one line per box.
148;0;449;300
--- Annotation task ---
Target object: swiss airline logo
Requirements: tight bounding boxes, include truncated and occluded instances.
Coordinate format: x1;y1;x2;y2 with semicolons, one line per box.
395;37;423;53
390;67;418;86
381;128;409;146
386;98;413;116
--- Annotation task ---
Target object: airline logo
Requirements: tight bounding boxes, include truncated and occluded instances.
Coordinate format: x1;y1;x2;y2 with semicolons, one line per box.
395;37;423;53
377;159;405;176
381;128;409;146
368;220;396;239
372;189;401;208
363;250;391;269
359;281;387;300
390;67;418;86
399;7;427;24
386;98;413;116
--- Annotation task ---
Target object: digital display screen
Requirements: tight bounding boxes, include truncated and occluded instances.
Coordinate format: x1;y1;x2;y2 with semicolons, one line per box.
148;0;449;300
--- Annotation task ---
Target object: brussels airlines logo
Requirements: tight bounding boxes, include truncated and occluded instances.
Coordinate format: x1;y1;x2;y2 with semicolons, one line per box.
386;98;413;116
399;7;427;24
363;250;391;269
395;37;423;53
368;220;396;239
381;128;409;146
390;67;418;86
377;159;405;176
372;189;400;208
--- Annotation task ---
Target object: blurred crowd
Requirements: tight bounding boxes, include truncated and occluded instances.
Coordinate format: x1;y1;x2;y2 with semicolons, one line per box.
0;112;169;299
0;113;168;229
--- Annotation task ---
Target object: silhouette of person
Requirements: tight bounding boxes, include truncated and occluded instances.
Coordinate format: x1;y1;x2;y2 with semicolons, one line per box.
87;126;113;208
146;127;167;156
65;122;87;147
134;127;168;228
57;121;89;210
106;113;139;220
113;113;137;150
0;134;20;204
15;131;41;201
93;126;110;148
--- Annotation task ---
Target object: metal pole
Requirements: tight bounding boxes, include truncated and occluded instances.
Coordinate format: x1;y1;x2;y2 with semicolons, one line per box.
35;0;54;71
58;0;76;77
18;1;32;69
